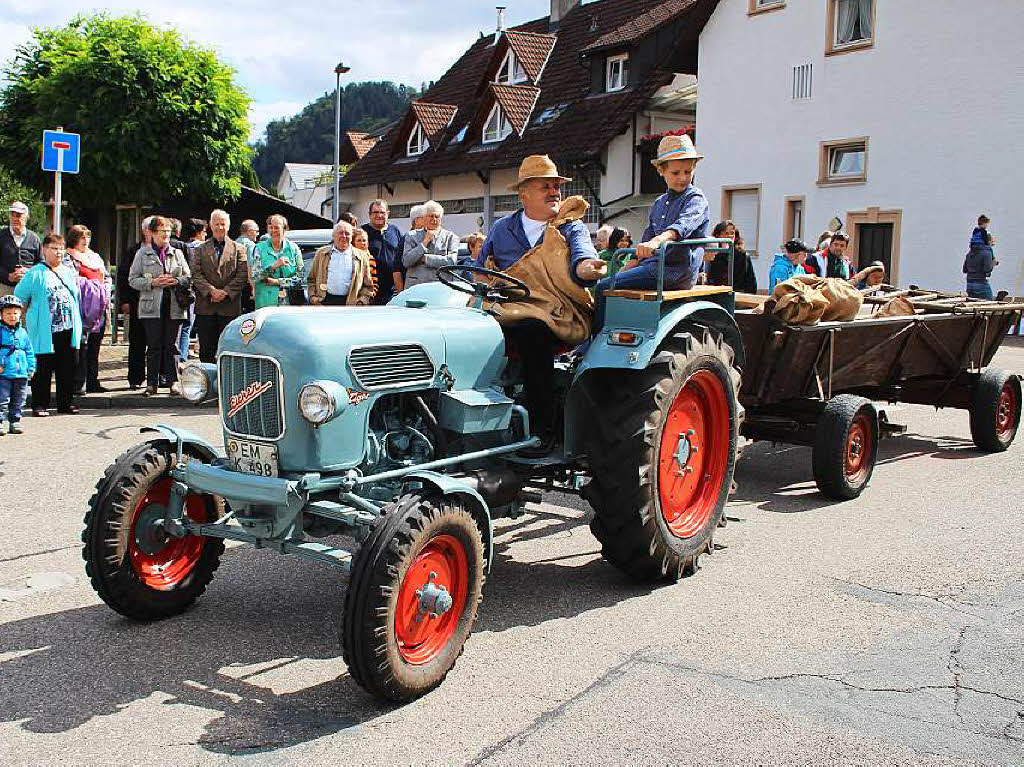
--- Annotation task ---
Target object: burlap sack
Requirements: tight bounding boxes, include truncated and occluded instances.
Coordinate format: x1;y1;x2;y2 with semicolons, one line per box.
877;296;916;317
482;196;595;345
771;279;829;325
771;275;863;325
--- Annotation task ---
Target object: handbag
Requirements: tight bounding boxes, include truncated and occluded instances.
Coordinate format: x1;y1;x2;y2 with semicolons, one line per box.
167;249;195;308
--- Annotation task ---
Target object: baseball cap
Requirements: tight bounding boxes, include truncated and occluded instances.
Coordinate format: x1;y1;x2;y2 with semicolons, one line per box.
784;238;809;254
8;201;28;215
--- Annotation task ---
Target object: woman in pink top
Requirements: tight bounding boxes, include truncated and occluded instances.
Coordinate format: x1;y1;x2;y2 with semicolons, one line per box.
67;224;111;393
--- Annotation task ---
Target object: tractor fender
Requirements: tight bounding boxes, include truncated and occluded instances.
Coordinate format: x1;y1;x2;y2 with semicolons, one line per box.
140;424;221;463
403;470;493;572
653;301;745;368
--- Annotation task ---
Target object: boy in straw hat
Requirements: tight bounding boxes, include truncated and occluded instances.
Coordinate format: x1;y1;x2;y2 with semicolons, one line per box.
593;133;710;330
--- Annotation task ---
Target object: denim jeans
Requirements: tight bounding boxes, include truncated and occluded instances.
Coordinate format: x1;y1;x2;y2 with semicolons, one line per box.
0;377;29;424
177;304;195;363
966;280;993;300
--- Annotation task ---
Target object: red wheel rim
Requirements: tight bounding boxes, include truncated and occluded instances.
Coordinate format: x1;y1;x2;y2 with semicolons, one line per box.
844;414;873;485
658;369;730;539
127;478;210;590
996;382;1018;441
395;535;468;665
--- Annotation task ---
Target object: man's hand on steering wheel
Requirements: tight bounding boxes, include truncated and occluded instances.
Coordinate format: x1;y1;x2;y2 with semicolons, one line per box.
436;264;531;303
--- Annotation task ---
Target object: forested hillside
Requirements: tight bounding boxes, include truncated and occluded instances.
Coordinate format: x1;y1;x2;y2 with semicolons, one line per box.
253;81;417;188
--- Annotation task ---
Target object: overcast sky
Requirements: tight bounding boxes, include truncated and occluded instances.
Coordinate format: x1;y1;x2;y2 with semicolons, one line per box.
0;0;553;141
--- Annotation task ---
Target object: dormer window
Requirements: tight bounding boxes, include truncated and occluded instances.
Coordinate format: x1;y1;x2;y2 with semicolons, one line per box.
407;122;428;156
483;102;513;144
606;53;629;92
496;49;528;85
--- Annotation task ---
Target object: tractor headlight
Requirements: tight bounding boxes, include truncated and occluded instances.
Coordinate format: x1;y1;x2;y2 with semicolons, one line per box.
180;363;217;403
298;381;346;425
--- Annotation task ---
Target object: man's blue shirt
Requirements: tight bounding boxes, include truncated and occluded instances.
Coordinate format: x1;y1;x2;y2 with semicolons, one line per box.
476;210;598;286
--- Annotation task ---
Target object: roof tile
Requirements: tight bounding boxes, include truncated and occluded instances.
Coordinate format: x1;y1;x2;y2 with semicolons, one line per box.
504;30;557;82
410;101;459;143
491;84;542;136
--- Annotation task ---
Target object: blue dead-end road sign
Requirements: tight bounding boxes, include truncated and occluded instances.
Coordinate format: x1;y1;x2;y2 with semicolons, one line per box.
41;130;81;174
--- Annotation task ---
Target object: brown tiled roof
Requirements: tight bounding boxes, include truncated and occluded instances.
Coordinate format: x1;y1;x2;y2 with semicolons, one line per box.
410;101;459;142
491;84;541;135
581;0;699;54
504;30;557;82
341;0;718;190
346;131;376;160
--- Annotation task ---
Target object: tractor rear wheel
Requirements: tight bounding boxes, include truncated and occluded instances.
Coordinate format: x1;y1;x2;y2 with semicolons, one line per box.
582;329;741;582
82;442;225;621
342;494;484;702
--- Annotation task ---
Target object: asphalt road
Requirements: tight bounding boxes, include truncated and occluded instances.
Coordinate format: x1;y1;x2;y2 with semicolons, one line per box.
1;341;1022;765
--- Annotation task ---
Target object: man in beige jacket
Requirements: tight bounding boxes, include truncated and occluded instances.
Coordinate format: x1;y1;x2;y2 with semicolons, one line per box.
307;221;375;306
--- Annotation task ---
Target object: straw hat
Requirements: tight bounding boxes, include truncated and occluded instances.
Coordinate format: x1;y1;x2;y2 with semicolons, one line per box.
508;154;572;191
651;134;703;166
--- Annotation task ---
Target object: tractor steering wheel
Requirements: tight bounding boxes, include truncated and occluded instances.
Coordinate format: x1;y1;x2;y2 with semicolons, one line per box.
436;264;531;304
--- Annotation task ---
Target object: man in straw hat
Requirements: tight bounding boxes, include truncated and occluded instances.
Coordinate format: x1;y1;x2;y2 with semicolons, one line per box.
592;133;710;330
475;154;607;453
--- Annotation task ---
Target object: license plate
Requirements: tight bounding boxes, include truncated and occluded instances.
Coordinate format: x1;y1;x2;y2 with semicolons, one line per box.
226;439;279;478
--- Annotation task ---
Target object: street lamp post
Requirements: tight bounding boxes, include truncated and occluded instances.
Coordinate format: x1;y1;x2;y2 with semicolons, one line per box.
332;61;351;222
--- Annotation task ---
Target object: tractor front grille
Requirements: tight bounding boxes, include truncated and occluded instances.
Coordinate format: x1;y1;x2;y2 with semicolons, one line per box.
348;344;436;390
219;354;284;440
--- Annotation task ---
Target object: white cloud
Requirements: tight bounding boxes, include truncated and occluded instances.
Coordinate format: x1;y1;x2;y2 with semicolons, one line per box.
248;100;304;142
0;1;551;138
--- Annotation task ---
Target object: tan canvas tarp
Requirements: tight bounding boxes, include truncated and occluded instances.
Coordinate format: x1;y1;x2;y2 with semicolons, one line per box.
771;275;864;325
482;196;595;345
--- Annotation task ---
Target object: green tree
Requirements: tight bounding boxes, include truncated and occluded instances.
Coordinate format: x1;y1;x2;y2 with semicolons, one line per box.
0;166;45;227
0;14;252;207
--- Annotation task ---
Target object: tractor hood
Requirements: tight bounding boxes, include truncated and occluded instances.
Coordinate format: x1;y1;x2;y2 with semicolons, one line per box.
214;305;506;472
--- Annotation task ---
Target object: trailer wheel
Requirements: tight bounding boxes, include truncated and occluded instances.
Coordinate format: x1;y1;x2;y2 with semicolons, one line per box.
342;494;484;702
812;395;878;500
82;442;225;621
970;368;1021;452
582;329;740;582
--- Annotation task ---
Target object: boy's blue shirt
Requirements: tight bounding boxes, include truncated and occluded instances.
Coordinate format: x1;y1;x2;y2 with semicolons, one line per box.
0;322;36;379
636;183;710;286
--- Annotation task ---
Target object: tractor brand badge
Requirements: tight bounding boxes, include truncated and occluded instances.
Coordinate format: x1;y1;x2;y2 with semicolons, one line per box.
347;387;371;405
239;318;256;336
227;380;274;417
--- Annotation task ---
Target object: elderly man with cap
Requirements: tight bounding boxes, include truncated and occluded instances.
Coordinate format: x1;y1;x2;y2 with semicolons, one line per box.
0;201;42;297
593;134;710;331
475;154;606;454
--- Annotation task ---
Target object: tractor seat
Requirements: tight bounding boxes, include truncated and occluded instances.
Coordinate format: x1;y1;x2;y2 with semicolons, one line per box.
602;285;734;301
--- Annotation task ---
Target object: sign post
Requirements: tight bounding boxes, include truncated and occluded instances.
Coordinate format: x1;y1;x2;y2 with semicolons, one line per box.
41;128;81;233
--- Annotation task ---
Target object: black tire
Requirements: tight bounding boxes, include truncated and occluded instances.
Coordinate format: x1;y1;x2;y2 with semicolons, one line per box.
969;368;1021;452
82;441;225;621
812;395;878;500
342;494;485;702
582;329;741;582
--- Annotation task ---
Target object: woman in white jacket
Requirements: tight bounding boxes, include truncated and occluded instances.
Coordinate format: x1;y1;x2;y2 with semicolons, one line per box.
401;200;460;290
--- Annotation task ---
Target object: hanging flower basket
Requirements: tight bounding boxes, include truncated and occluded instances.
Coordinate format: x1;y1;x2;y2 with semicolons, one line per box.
637;125;696;155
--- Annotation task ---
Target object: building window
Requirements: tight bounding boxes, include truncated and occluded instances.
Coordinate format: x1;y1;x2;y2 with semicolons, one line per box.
827;0;875;55
483;102;513;144
720;186;761;257
496;49;527;85
792;63;812;100
606;54;629;92
784;196;805;242
561;167;601;224
389;203;416;219
748;0;785;15
436;198;484;215
492;193;520;212
819;137;868;184
407;123;428;156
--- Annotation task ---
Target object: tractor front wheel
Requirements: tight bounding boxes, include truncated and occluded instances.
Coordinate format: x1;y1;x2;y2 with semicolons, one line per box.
82;442;225;621
342;494;485;702
583;329;741;582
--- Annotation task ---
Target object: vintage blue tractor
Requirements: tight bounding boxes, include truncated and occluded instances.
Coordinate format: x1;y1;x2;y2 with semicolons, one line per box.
83;241;744;702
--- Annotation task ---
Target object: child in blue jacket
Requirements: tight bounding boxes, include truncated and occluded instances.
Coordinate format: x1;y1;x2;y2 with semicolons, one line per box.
0;294;36;435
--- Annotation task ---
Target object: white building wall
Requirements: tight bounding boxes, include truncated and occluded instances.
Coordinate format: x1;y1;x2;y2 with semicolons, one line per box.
698;0;1024;293
602;122;637;202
